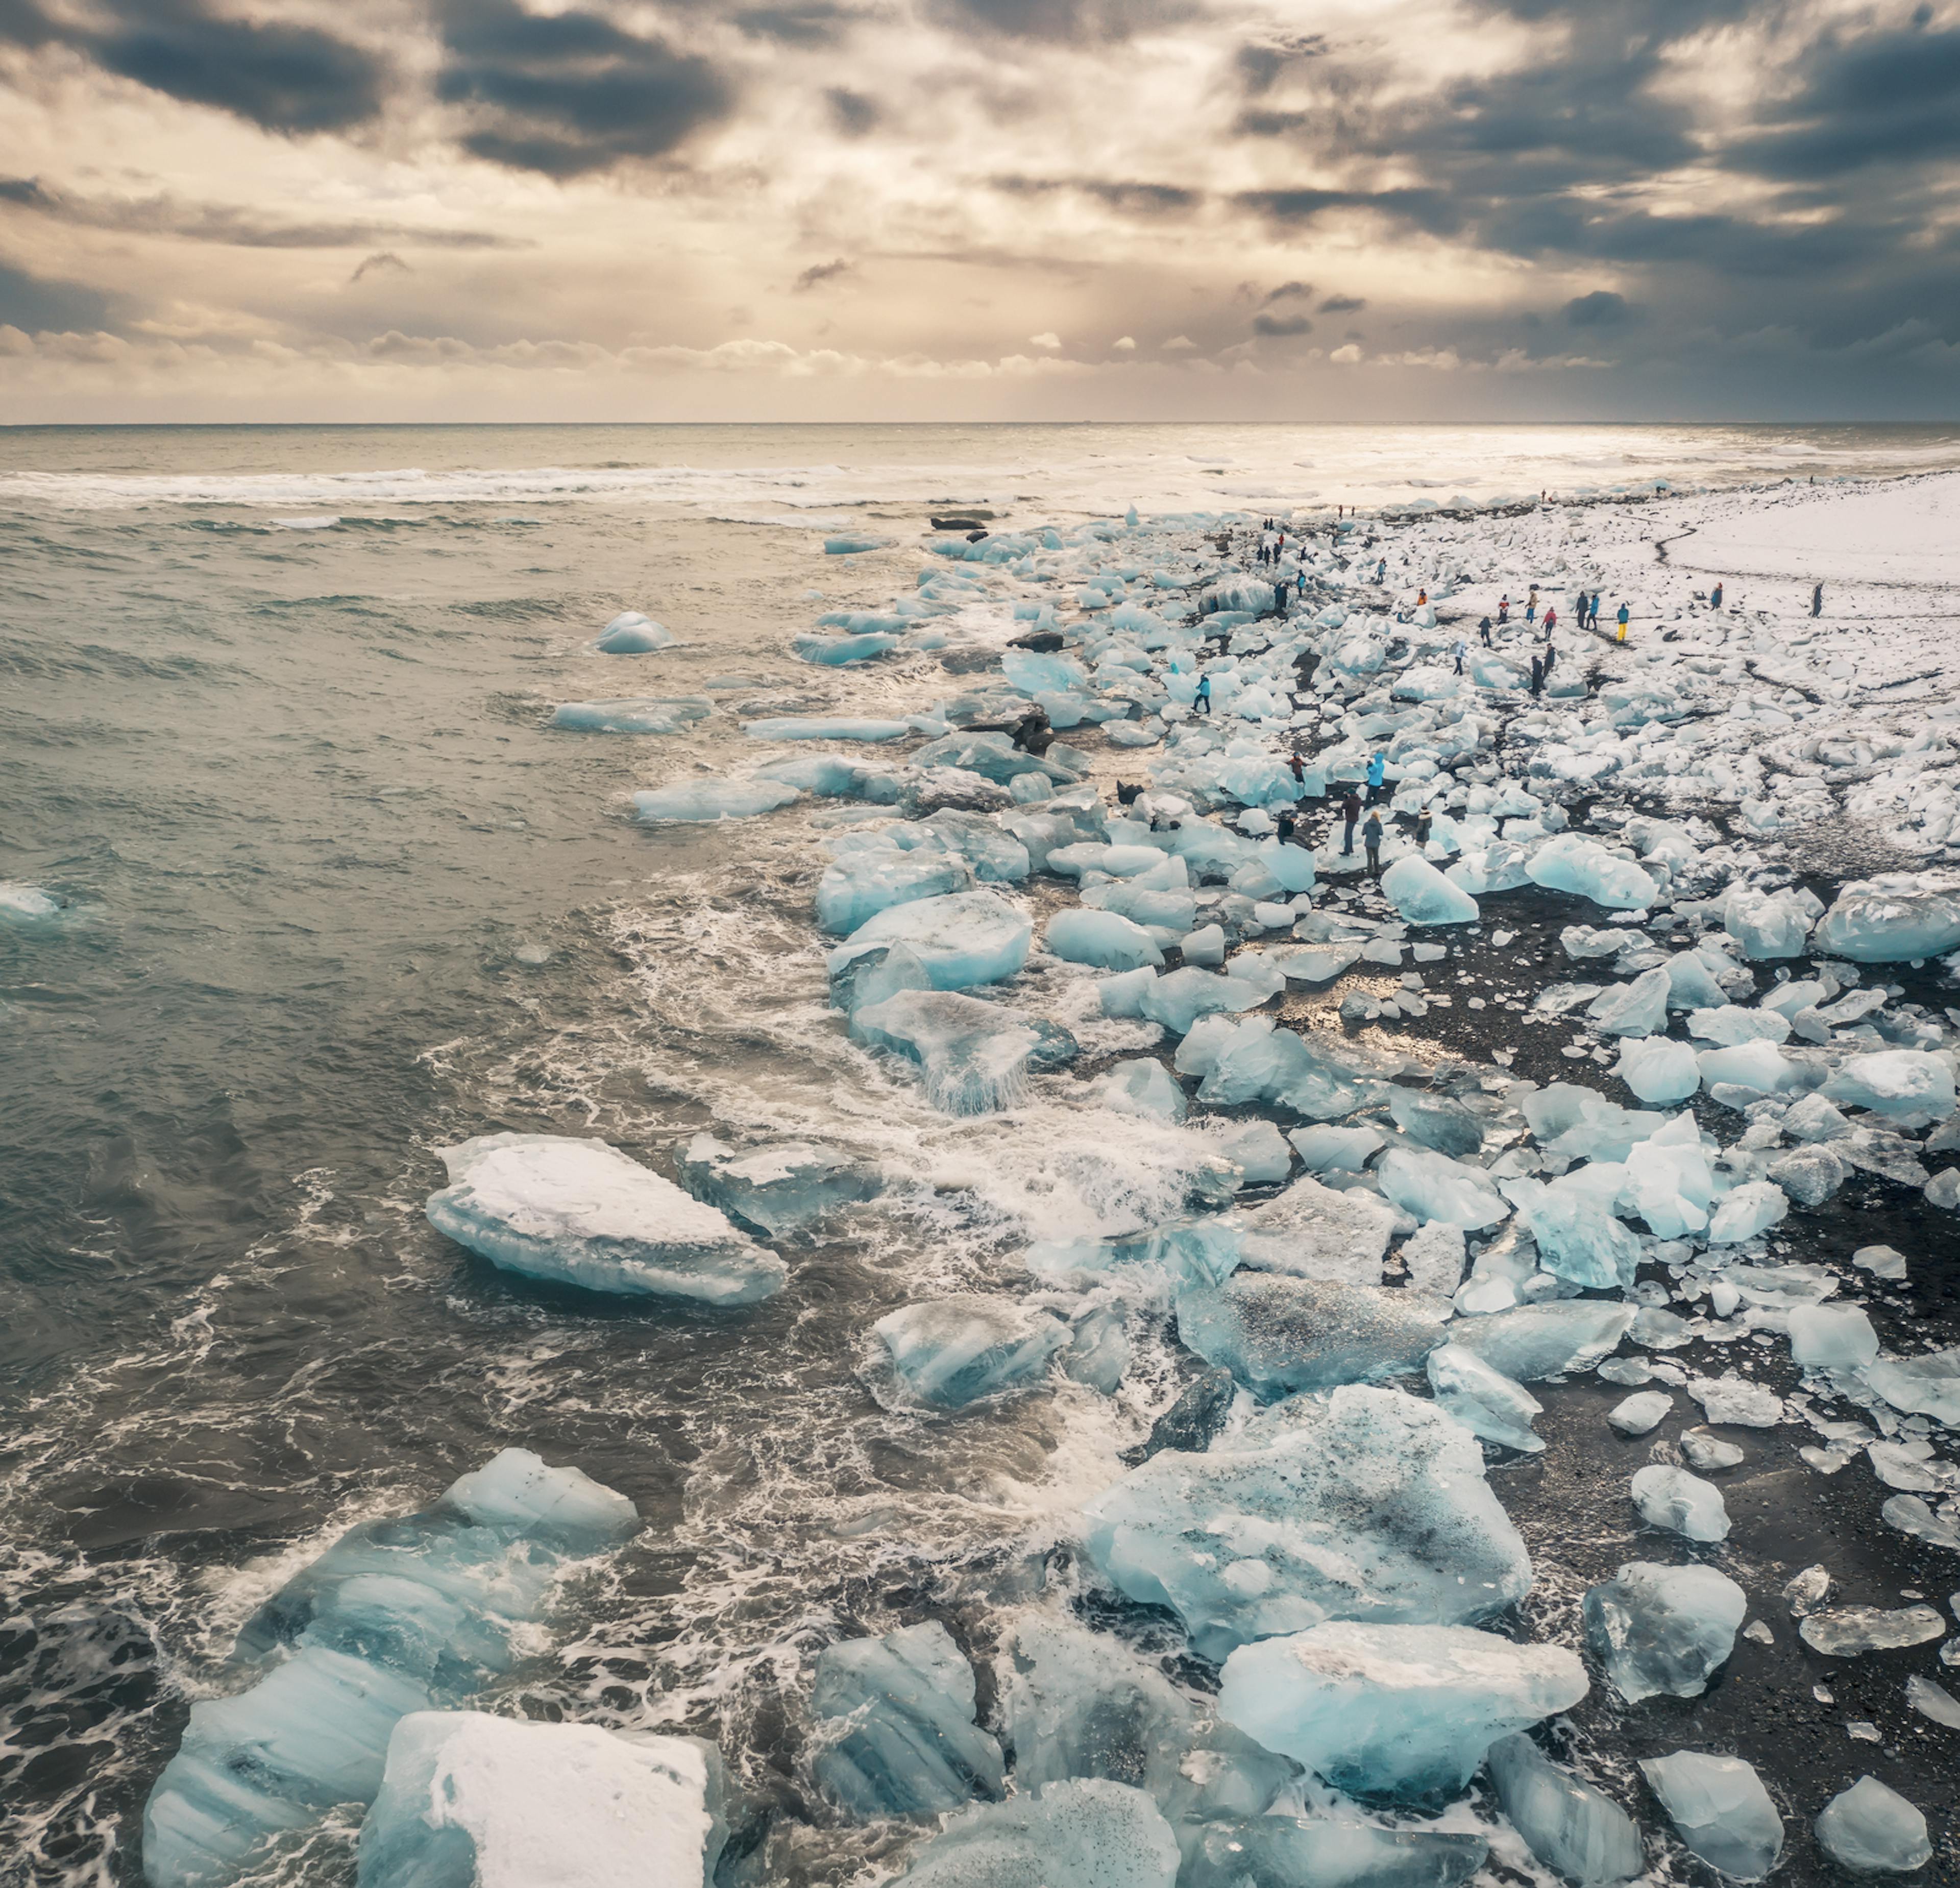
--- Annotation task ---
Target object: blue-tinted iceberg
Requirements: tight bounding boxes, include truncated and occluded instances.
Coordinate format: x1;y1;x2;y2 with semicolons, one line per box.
892;1779;1180;1888
1814;1776;1932;1875
552;696;711;734
426;1134;787;1305
1448;1301;1636;1382
1823;1050;1956;1129
1047;909;1165;971
829;891;1033;990
144;1450;639;1888
633;778;802;823
754;754;901;802
744;715;912;743
1101;1058;1187;1122
1379;857;1479;926
1217;1622;1587;1806
1814;874;1960;963
674;1133;881;1236
1582;1562;1745;1703
817;848;973;934
0;883;67;926
1616;1038;1701;1105
1081;1386;1533;1660
1377;1148;1508;1230
1175;1275;1446;1396
851;989;1078;1112
1528;837;1658;910
1426;1344;1544;1454
358;1714;725;1888
1724;885;1813;959
596;610;675;653
1485;1734;1644;1886
1141;967;1268;1035
1639;1752;1782;1883
870;1296;1070;1409
794;630;902;665
1181;1817;1486;1888
810;1621;1004;1819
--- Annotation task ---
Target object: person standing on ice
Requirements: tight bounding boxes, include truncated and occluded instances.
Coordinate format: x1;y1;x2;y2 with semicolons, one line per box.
1339;788;1362;855
1616;601;1630;641
1590;589;1603;630
1711;582;1724;609
1193;672;1212;714
1479;615;1493;647
1366;749;1387;804
1812;582;1824;617
1542;605;1557;639
1453;637;1467;675
1498;595;1510;624
1375;556;1387;584
1529;654;1544;696
1413;806;1433;851
1361;810;1384;877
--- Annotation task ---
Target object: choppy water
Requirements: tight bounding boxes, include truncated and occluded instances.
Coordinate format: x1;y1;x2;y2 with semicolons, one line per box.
6;421;1960;1888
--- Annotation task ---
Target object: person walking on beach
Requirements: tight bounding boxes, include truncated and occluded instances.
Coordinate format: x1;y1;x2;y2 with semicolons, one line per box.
1529;654;1544;696
1288;751;1305;786
1413;806;1432;851
1542;606;1557;639
1362;810;1384;877
1376;556;1387;584
1590;590;1603;630
1479;615;1493;647
1193;673;1212;714
1339;789;1362;855
1543;642;1557;680
1498;596;1510;624
1711;582;1723;610
1615;602;1630;642
1525;595;1537;628
1812;582;1824;617
1453;637;1467;676
1366;749;1387;804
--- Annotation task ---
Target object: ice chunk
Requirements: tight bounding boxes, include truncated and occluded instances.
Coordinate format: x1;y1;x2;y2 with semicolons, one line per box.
1141;966;1268;1034
1180;1816;1486;1888
1630;1465;1730;1542
1815;874;1960;963
1860;1347;1960;1423
595;610;675;652
1288;1125;1384;1174
1615;1037;1701;1104
1379;857;1479;926
1798;1605;1946;1656
1766;1143;1851;1206
1212;1119;1294;1185
1176;1275;1446;1395
915;728;1083;786
426;1134;787;1305
1823;1050;1956;1129
831;941;933;1016
1524;1084;1665;1163
1688;1004;1793;1046
1815;1776;1932;1875
1639;1752;1782;1883
1787;1302;1878;1370
1621;1118;1715;1241
1401;1221;1466;1299
1882;1493;1960;1550
811;1620;1004;1819
1528;836;1658;911
1231;1176;1399;1284
1485;1734;1643;1886
1583;1563;1746;1702
870;1296;1070;1409
1083;1386;1532;1659
1450;1301;1636;1382
675;1134;880;1237
1217;1623;1586;1806
893;1779;1180;1888
632;777;802;822
1426;1343;1544;1453
1681;1430;1747;1472
1696;1039;1807;1100
1387;1090;1482;1158
749;714;917;743
829;891;1033;990
0;882;68;925
552;696;711;735
1525;1183;1643;1290
1101;1058;1187;1122
1047;909;1165;972
1587;969;1672;1038
1905;1672;1960;1729
794;629;902;664
1724;885;1814;959
754;754;900;802
1685;1373;1784;1426
1377;1148;1508;1230
144;1453;639;1888
1607;1391;1673;1436
818;848;973;934
358;1713;724;1888
1786;1093;1853;1143
1707;1180;1788;1244
998;1613;1293;1830
853;989;1078;1113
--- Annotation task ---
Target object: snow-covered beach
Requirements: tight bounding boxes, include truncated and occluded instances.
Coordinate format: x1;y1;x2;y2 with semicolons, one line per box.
10;431;1960;1888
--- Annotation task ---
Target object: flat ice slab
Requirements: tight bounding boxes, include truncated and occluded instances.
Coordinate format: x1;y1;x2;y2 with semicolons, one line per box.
358;1713;726;1888
892;1778;1180;1888
552;697;711;735
427;1133;787;1304
829;891;1033;990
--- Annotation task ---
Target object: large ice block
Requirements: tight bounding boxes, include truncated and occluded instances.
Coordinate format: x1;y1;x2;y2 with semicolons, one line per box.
1230;1177;1399;1285
1180;1816;1487;1888
1175;1275;1446;1396
552;696;712;735
1814;874;1960;963
1217;1622;1587;1806
1047;909;1165;972
1485;1734;1644;1886
1823;1050;1956;1129
811;1621;1004;1820
1582;1563;1745;1702
829;891;1033;990
1426;1344;1544;1454
1629;1465;1730;1542
1638;1752;1781;1883
1527;836;1658;911
1379;857;1479;926
1141;967;1268;1035
1615;1038;1701;1105
426;1134;787;1305
1448;1301;1636;1382
675;1134;881;1236
1081;1386;1533;1660
1814;1776;1933;1874
852;989;1079;1113
632;778;802;823
892;1779;1181;1888
817;848;973;935
143;1452;640;1888
1377;1148;1508;1230
1724;885;1813;959
357;1713;725;1888
870;1296;1070;1409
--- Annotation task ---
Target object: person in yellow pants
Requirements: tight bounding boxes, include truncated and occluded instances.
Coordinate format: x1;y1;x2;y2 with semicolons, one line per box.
1616;602;1630;641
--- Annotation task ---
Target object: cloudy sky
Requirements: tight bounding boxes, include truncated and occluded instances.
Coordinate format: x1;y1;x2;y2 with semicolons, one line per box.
1;0;1956;421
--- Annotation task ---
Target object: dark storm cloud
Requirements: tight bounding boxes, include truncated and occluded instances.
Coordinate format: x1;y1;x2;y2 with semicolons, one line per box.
923;0;1200;44
988;174;1202;215
825;86;882;133
0;259;112;332
1318;294;1365;313
1564;289;1630;327
1251;310;1311;335
433;0;734;176
0;0;385;134
733;3;867;44
793;256;854;289
0;178;520;250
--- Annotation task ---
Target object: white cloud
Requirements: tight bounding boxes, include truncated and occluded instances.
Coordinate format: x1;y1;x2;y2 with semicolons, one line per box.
1112;335;1136;350
1028;332;1062;350
1161;335;1197;351
1329;343;1363;364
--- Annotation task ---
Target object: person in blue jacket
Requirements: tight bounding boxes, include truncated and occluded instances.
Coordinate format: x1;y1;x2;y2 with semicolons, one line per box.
1366;750;1387;804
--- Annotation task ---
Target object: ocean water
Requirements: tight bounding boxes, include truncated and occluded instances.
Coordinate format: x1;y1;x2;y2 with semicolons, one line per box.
5;421;1960;1888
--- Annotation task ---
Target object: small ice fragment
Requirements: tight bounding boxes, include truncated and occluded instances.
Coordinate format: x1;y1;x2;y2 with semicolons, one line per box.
1584;1562;1746;1702
1639;1751;1782;1883
1707;1180;1789;1244
1799;1605;1946;1656
1905;1671;1960;1729
1048;909;1165;971
1427;1343;1544;1453
1101;1058;1186;1122
1680;1429;1746;1472
1784;1566;1832;1616
1449;1300;1636;1382
1616;1037;1701;1104
675;1134;880;1236
1854;1244;1908;1280
1377;1147;1509;1229
1686;1373;1784;1427
1608;1390;1673;1436
595;609;676;652
632;777;802;822
1630;1464;1730;1542
1815;1776;1933;1874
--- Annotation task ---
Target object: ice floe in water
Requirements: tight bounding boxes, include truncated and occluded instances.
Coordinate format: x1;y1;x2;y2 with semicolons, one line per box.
891;1778;1181;1888
594;609;676;652
426;1133;788;1304
552;695;712;734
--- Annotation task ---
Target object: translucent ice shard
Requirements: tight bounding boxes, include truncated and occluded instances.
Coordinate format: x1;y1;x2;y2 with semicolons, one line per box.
1815;874;1960;963
1217;1622;1587;1806
852;989;1079;1114
1081;1386;1532;1660
1377;1148;1508;1230
426;1134;787;1305
675;1134;881;1237
811;1621;1004;1820
1379;856;1479;926
870;1296;1070;1409
1860;1347;1960;1423
357;1714;725;1888
1582;1563;1746;1702
1175;1275;1446;1396
552;696;712;735
1230;1177;1399;1285
1786;1303;1878;1371
632;777;802;822
1639;1752;1781;1882
1426;1344;1545;1454
829;890;1033;990
1527;836;1658;911
1180;1816;1487;1888
1815;1776;1932;1874
1630;1465;1730;1542
892;1779;1180;1888
1797;1605;1946;1656
817;848;973;935
1047;909;1165;972
1485;1734;1643;1886
143;1452;639;1888
595;610;675;652
1449;1301;1636;1382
